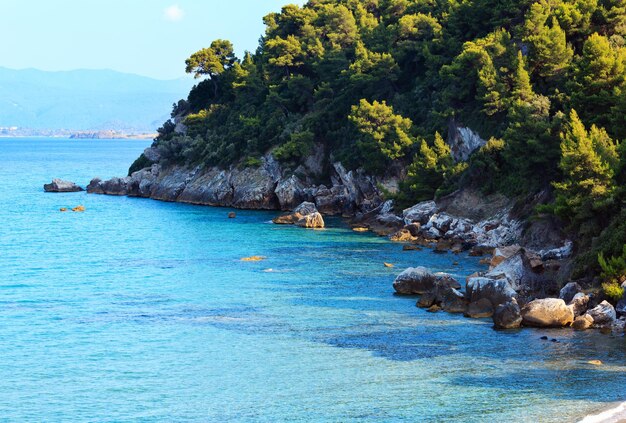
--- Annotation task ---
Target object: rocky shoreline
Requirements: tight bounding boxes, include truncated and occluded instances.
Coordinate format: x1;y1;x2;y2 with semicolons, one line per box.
77;144;624;338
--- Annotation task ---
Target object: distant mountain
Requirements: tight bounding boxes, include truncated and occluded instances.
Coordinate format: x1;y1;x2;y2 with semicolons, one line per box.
0;67;195;131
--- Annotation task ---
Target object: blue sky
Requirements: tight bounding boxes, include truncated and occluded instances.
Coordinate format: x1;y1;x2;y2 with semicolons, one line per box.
0;0;305;80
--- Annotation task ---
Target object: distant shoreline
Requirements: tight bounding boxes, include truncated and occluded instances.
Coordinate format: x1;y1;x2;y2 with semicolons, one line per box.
0;131;156;140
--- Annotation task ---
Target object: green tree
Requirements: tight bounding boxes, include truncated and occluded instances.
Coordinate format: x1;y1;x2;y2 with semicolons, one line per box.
523;2;573;78
553;109;618;225
349;99;415;172
185;39;237;96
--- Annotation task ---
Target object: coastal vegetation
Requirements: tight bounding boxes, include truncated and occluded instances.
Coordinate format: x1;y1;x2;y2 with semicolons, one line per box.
140;0;626;296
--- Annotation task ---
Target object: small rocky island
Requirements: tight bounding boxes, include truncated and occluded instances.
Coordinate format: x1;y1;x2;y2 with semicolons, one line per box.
44;179;84;193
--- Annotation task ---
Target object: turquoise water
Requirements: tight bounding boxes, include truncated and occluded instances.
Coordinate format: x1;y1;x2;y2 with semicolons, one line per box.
1;138;625;422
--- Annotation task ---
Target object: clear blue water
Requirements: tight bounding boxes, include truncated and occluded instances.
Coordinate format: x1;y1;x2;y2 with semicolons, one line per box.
0;138;625;422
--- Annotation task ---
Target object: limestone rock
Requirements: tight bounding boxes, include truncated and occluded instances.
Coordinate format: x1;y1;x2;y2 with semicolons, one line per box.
393;267;437;295
44;179;84;193
559;282;583;304
296;212;325;229
465;298;494;318
402;201;437;225
392;267;459;295
493;299;522;329
521;298;574;328
447;124;486;162
466;277;517;307
567;292;589;317
587;300;616;325
489;245;522;269
485;250;542;292
275;175;305;210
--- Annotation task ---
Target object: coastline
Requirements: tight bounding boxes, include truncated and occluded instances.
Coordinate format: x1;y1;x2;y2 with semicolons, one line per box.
579;401;626;423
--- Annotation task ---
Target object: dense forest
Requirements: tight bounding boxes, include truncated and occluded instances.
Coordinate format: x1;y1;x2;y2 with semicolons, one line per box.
137;0;626;296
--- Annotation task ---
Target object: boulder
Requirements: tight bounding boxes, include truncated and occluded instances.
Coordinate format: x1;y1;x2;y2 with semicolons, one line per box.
489;245;522;269
559;282;583;304
485;250;541;292
296;212;325;229
402;201;437;225
273;202;320;225
521;298;574;328
392;267;459;295
466;277;517;307
393;267;437;295
44;179;84;193
567;292;589;317
573;314;594;331
441;288;467;313
389;229;416;242
464;298;494;318
493;299;522;329
587;300;616;325
86;178;104;194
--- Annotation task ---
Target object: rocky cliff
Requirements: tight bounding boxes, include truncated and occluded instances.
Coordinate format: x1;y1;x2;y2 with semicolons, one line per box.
88;145;398;215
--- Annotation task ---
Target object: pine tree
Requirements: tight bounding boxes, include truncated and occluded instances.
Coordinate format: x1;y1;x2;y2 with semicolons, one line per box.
553;109;618;224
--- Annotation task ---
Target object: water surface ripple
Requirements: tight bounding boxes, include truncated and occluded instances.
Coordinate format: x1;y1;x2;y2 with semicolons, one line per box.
0;138;624;422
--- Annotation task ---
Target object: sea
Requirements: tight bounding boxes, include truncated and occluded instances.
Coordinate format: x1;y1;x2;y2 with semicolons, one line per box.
0;137;625;422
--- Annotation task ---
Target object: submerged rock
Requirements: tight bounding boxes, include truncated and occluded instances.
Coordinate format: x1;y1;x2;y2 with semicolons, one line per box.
44;179;83;192
493;299;522;329
521;298;574;328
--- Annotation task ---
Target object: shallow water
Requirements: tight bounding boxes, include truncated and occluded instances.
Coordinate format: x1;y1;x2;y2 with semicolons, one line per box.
0;137;624;422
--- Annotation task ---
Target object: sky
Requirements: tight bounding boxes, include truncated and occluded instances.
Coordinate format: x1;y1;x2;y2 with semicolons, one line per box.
0;0;305;80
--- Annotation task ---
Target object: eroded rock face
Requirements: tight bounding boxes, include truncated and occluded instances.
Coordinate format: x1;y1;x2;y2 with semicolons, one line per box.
275;175;305;210
493;299;522;329
587;301;616;325
485;250;544;293
447;124;486;162
466;277;517;307
521;298;574;328
44;179;84;193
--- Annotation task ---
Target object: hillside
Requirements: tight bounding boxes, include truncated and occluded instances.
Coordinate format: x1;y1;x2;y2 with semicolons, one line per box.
125;0;626;297
0;67;194;131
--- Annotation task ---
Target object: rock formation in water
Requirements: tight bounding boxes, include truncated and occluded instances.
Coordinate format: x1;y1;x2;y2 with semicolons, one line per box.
44;179;84;193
